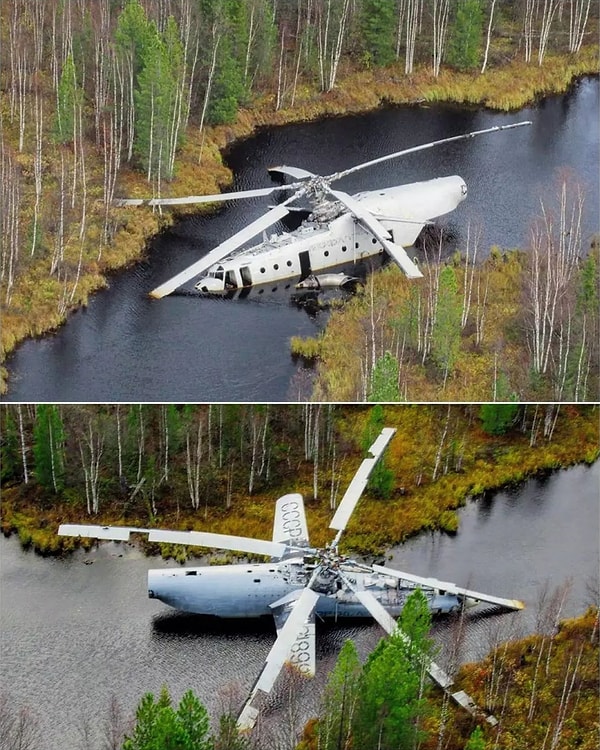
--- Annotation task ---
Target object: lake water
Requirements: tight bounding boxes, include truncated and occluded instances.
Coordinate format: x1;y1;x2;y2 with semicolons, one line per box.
2;77;598;401
1;461;598;748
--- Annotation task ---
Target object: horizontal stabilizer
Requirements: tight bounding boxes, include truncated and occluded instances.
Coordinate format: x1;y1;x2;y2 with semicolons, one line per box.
371;565;525;611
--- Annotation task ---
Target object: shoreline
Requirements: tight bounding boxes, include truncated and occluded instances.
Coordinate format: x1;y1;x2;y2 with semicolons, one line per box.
1;52;598;395
2;451;597;559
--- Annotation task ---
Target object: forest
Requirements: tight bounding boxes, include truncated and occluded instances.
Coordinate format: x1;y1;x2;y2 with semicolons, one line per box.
1;0;598;394
1;402;598;555
295;235;600;402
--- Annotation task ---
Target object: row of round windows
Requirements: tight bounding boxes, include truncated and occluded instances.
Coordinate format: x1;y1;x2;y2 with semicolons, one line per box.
258;239;378;274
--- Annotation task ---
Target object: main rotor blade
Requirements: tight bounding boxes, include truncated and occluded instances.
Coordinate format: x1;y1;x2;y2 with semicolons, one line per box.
371;565;525;611
238;586;319;730
330;427;396;540
268;165;316;181
58;524;294;558
272;493;310;550
115;183;302;207
329;189;423;278
327;121;532;183
149;190;306;298
340;573;454;690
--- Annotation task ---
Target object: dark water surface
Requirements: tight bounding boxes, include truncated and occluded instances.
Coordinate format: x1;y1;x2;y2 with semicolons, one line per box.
1;462;598;749
3;78;598;401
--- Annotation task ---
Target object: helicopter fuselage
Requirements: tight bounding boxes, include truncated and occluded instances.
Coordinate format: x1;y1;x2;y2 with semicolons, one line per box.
195;176;467;293
147;557;467;618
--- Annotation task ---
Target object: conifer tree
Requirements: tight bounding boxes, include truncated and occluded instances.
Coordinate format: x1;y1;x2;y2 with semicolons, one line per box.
360;0;396;66
448;0;484;70
32;405;65;493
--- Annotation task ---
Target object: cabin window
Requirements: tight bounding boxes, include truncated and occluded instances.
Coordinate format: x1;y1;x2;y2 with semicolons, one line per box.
342;246;347;252
253;579;261;583
260;267;266;274
273;264;279;270
355;242;359;249
185;571;198;576
372;238;377;244
286;260;292;267
324;250;329;257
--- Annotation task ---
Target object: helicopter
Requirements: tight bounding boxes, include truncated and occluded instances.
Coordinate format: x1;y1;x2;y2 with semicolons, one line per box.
59;427;524;730
116;122;531;298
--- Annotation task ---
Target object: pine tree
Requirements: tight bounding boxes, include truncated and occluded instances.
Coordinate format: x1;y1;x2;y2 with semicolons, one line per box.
123;686;211;750
432;266;462;380
54;53;83;144
369;351;401;402
32;405;65;493
360;0;396;66
362;405;394;498
479;404;519;435
0;407;20;482
465;725;487;750
448;0;484;70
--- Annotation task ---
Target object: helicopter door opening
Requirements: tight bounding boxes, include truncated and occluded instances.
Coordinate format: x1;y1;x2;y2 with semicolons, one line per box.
299;251;311;280
240;266;252;287
225;270;238;288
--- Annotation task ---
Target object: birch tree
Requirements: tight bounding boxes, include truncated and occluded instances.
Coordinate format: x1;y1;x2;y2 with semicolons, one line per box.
432;0;450;77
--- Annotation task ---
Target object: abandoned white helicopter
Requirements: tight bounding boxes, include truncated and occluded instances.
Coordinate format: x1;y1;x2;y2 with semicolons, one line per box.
59;427;523;730
116;122;531;298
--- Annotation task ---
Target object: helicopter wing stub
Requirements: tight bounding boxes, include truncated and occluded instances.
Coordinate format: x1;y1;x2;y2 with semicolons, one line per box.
58;523;297;558
149;200;296;299
371;564;525;611
329;189;423;279
238;587;319;731
329;427;397;536
272;493;310;552
114;183;303;207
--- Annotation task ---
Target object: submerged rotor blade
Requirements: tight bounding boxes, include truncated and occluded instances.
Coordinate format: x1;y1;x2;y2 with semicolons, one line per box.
149;193;304;298
58;524;293;558
115;183;302;207
329;189;422;278
327;122;532;183
371;565;525;611
238;586;319;730
330;427;396;538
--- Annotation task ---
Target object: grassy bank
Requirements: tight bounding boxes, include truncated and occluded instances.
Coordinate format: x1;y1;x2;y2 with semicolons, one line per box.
1;404;597;558
1;46;598;394
422;607;599;750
